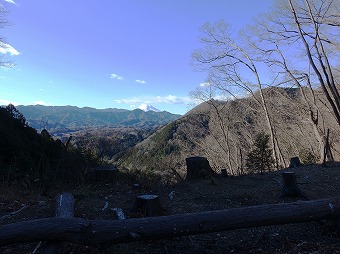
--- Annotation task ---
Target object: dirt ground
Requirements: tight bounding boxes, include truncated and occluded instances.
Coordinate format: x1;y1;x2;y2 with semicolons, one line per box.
1;163;340;253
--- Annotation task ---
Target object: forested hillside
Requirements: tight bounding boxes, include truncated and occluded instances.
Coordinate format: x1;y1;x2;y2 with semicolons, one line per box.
0;105;95;190
118;87;340;181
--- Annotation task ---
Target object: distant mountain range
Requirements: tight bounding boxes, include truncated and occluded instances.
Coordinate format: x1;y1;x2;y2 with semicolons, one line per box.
15;105;181;133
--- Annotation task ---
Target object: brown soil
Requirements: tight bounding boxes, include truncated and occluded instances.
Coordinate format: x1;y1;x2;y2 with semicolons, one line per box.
1;163;340;253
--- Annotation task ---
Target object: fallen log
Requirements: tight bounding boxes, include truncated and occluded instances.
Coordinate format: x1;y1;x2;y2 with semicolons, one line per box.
0;196;339;247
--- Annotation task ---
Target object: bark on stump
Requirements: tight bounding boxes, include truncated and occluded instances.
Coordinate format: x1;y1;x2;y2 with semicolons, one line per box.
185;156;216;180
132;195;163;217
289;157;302;168
281;172;302;197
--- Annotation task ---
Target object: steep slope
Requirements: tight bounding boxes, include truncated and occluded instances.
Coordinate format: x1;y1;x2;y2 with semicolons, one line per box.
118;87;340;179
0;105;90;186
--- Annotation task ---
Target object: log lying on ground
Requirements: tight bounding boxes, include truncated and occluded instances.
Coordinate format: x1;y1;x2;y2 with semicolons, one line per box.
41;192;75;254
0;196;339;247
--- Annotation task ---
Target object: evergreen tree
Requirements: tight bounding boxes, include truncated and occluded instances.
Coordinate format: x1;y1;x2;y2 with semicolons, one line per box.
246;132;274;173
0;104;93;188
6;104;27;127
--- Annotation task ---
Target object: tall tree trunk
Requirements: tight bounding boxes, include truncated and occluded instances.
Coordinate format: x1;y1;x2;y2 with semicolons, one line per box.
288;0;340;125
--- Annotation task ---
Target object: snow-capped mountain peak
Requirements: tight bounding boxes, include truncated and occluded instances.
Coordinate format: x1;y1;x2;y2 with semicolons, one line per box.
138;103;161;112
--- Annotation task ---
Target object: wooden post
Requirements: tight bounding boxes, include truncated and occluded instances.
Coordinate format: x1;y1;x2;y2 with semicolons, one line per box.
323;129;334;166
1;196;339;246
41;192;75;254
132;195;164;217
281;172;302;197
185;156;216;180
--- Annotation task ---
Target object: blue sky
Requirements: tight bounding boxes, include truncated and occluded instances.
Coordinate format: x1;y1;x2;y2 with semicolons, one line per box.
0;0;274;114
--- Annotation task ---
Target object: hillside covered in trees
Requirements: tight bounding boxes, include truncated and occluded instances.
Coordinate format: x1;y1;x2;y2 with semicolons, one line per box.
0;104;96;190
118;87;340;181
15;105;181;136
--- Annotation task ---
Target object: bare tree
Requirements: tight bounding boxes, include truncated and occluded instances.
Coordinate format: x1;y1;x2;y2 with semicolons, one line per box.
289;0;340;123
243;0;340;160
192;21;286;168
0;3;14;68
255;0;340;124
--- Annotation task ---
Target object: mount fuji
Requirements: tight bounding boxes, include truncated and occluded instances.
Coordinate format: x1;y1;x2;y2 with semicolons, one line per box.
138;103;161;112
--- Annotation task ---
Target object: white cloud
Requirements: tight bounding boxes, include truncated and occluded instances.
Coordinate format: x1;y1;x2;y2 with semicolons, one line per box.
199;82;211;87
110;73;124;80
0;42;20;55
4;0;17;4
136;79;146;84
115;95;194;105
0;99;18;106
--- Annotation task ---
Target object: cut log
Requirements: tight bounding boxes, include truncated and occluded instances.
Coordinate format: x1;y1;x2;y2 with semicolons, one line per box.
185;156;216;180
55;192;75;218
289;157;302;168
132;195;163;217
1;196;339;247
41;192;74;254
281;172;302;197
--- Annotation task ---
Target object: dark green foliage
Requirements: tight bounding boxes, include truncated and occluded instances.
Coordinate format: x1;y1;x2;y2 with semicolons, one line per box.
246;132;274;173
0;104;92;190
75;129;147;165
299;149;317;165
152;121;178;144
5;104;27;126
151;121;179;157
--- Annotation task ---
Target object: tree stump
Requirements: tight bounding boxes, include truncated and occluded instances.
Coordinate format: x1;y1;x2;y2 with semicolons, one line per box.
281;172;302;197
41;192;75;254
289;157;302;168
220;168;228;177
132;195;163;217
185;156;216;180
